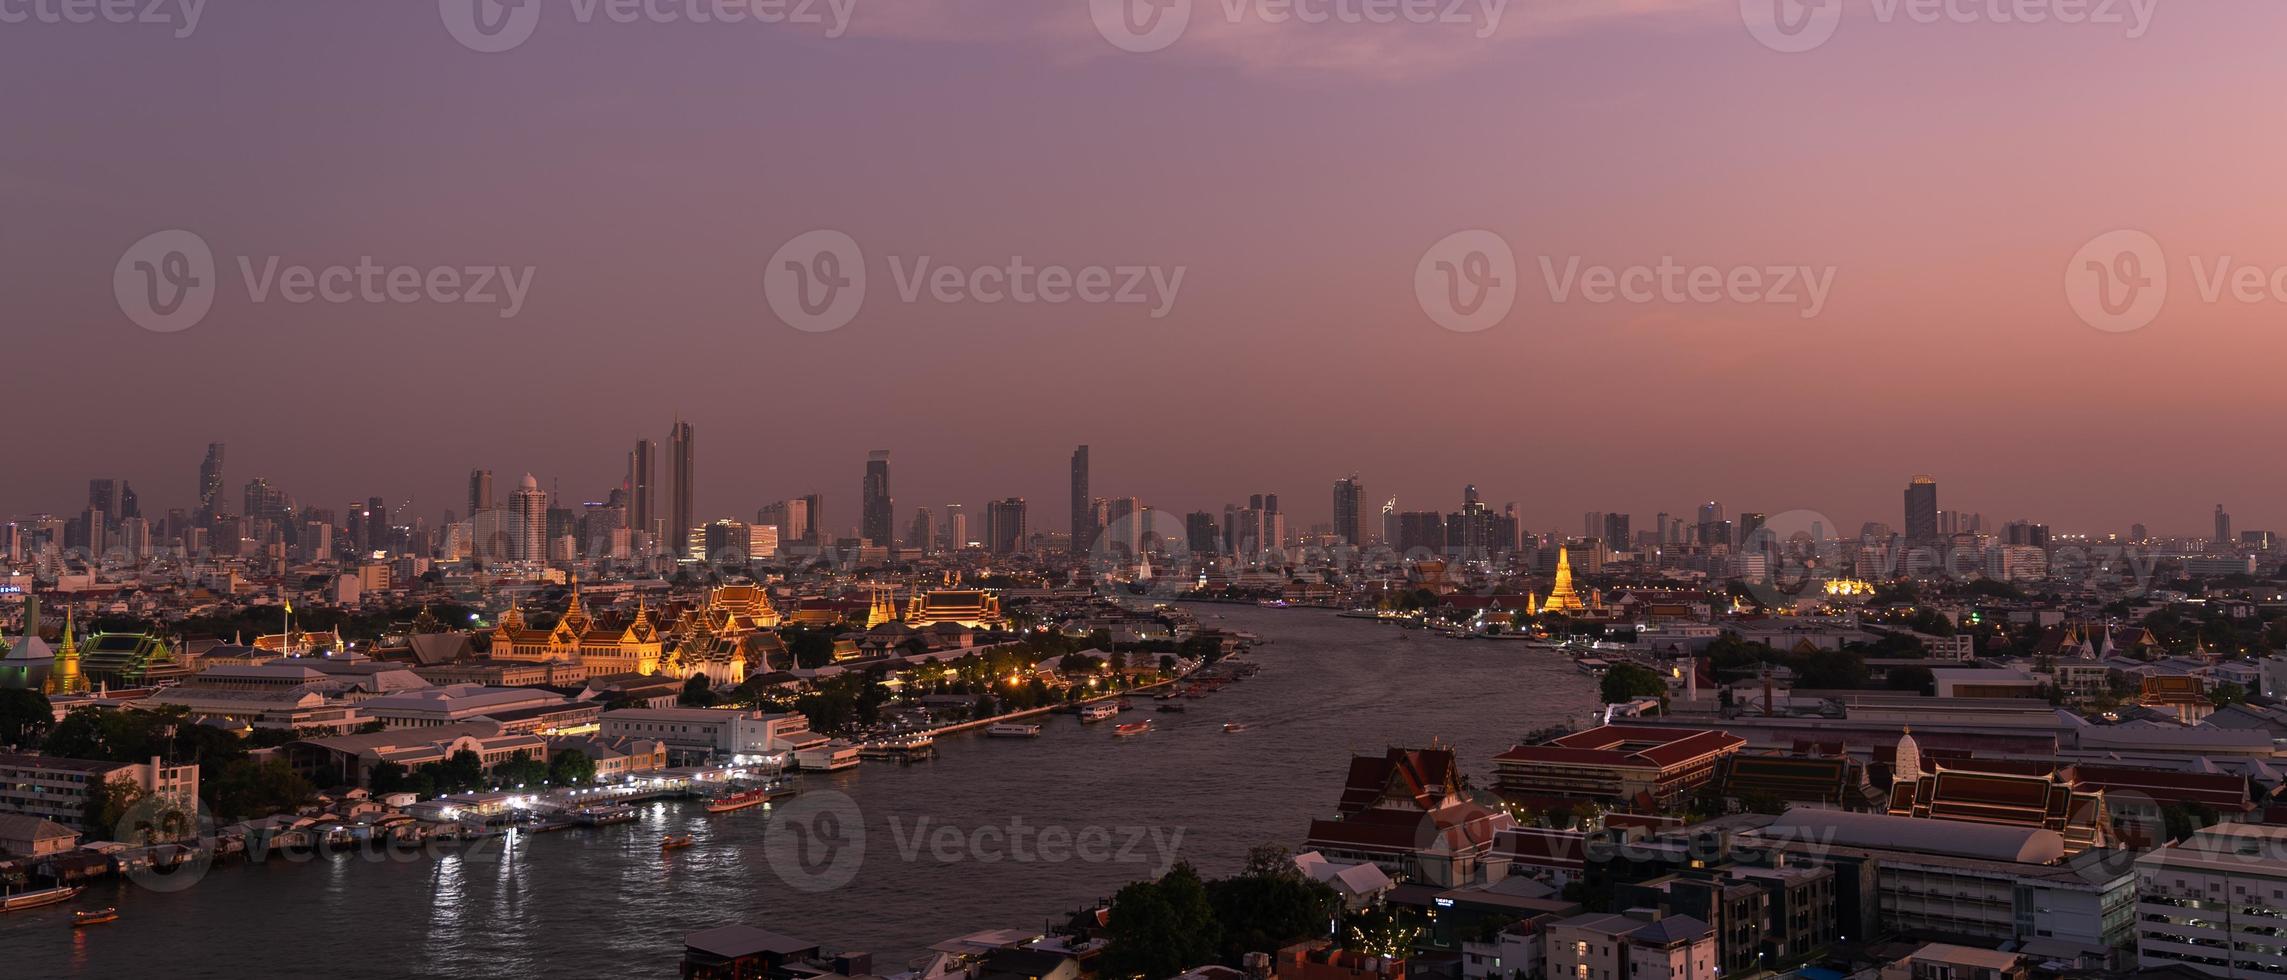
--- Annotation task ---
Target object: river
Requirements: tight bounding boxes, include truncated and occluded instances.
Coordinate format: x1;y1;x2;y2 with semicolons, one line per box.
1;604;1598;977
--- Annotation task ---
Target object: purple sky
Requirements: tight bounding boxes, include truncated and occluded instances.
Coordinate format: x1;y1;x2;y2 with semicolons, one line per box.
6;0;2282;538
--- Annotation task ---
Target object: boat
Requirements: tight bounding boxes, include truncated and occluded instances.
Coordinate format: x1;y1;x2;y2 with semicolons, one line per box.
1223;722;1249;733
986;722;1043;738
1156;703;1186;713
72;908;119;927
661;835;695;851
705;786;774;814
858;733;936;762
573;804;639;827
1114;720;1153;737
1079;702;1121;723
0;885;80;913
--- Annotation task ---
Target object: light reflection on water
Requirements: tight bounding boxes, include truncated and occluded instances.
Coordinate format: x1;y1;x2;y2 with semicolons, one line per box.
1;606;1595;977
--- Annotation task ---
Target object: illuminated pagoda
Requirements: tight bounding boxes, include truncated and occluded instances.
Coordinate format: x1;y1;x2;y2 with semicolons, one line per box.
1532;547;1603;615
490;579;666;677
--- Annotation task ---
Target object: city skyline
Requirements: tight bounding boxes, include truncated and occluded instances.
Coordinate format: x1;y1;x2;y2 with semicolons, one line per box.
8;432;2268;545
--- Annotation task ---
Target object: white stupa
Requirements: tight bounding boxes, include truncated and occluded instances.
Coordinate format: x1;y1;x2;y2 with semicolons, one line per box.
1895;726;1922;785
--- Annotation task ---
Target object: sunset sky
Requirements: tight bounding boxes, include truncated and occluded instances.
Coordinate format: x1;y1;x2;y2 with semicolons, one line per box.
6;0;2281;538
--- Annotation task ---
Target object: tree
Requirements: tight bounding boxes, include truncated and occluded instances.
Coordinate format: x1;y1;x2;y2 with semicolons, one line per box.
2210;682;2248;707
679;674;718;708
1207;846;1342;963
207;759;316;823
491;750;549;790
368;761;413;795
85;773;149;835
1600;663;1667;704
548;749;596;787
0;688;52;749
1102;863;1220;979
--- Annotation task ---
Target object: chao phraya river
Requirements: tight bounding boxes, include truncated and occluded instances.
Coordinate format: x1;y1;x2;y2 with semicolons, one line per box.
4;604;1597;978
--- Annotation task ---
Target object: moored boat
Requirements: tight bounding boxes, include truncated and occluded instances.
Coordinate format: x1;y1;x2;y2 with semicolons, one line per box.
574;804;639;827
0;885;80;913
1079;702;1121;723
986;722;1043;738
705;786;774;814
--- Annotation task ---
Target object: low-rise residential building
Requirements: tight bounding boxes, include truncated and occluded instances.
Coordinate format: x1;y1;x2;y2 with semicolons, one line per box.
0;813;79;857
0;753;202;835
1545;911;1717;980
1891;943;2027;980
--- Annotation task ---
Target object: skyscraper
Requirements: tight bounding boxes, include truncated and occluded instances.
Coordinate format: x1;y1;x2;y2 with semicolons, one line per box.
469;469;495;519
198;442;226;523
669;421;694;551
1904;476;1938;543
1070;445;1091;554
118;483;138;521
1332;475;1363;547
862;450;893;547
986;497;1027;555
2216;505;2233;549
909;507;938;555
628;439;656;547
944;503;966;551
512;474;548;562
87;479;117;519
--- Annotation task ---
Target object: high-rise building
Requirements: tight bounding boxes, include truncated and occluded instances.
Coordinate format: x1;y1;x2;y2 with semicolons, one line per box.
197;442;226;523
945;504;968;551
118;482;139;521
1332;475;1363;547
366;496;390;554
1904;476;1938;543
628;439;656;547
986;497;1027;555
469;469;494;519
511;474;548;562
2216;505;2233;549
758;498;811;548
1185;511;1219;556
909;508;938;555
87;479;117;524
1603;513;1631;551
861;450;893;547
1070;445;1092;554
669;421;695;553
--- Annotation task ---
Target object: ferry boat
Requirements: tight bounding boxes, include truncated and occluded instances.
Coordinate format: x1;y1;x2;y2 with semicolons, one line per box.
705;786;773;814
573;804;639;827
660;834;696;851
72;908;120;927
857;733;936;762
1078;702;1121;723
1113;720;1153;737
794;741;863;772
986;722;1043;738
0;885;80;913
1223;722;1249;733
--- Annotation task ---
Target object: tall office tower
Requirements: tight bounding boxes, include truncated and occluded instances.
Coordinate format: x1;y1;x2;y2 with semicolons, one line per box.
2004;521;2051;548
944;504;967;551
860;450;893;547
1381;498;1399;549
1455;485;1490;560
2216;505;2233;549
628;440;656;544
512;474;548;562
801;493;825;544
985;497;1028;555
1694;500;1724;546
1186;511;1220;555
469;469;495;518
1397;511;1447;555
1584;512;1604;541
197;442;226;523
1903;476;1938;543
118;517;150;560
757;498;811;548
1332;476;1363;547
1735;512;1765;548
367;497;390;554
87;479;117;523
117;483;138;521
1655;512;1673;546
909;508;938;555
668;421;695;551
1604;513;1631;551
79;507;107;552
1070;445;1092;554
